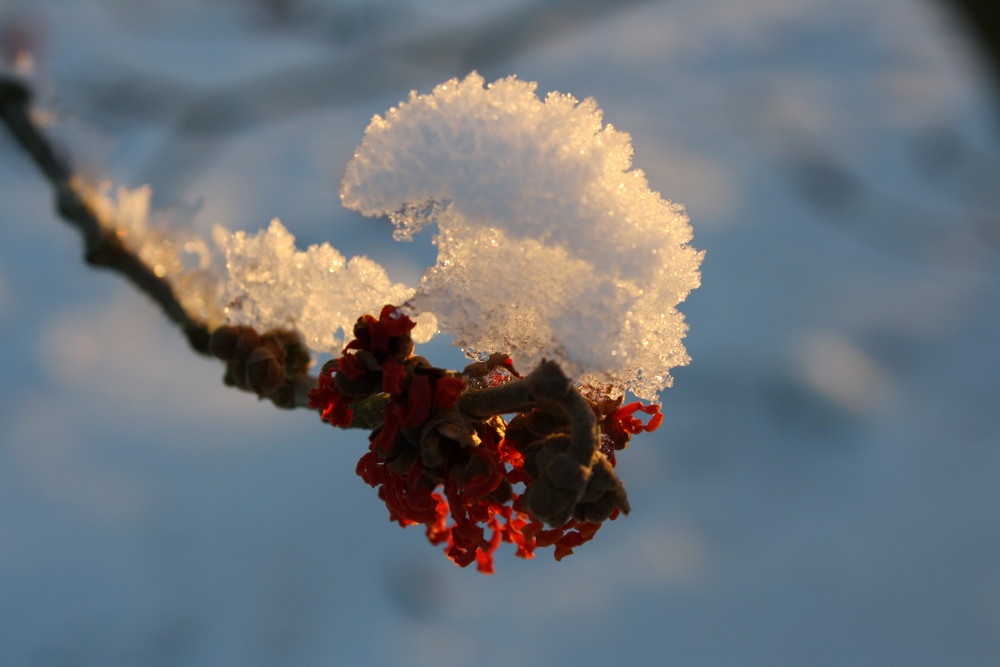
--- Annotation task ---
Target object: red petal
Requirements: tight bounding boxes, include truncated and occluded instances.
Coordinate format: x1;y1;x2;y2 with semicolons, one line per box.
379;304;417;336
371;405;398;453
611;402;662;434
381;358;406;394
399;374;433;427
338;352;365;380
433;375;466;408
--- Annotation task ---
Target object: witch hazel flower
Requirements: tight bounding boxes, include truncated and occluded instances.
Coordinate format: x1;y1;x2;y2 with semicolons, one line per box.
308;306;667;573
299;73;700;572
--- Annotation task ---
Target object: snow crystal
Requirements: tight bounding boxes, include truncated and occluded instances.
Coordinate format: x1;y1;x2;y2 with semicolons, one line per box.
341;72;702;399
216;218;435;355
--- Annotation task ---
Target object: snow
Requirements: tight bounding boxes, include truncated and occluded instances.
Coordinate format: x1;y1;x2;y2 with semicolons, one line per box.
77;190;437;356
216;218;435;354
342;72;702;397
77;72;702;397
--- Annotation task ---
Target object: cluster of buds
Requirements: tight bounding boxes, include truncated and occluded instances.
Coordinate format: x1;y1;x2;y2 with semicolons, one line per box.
308;305;664;573
208;325;311;408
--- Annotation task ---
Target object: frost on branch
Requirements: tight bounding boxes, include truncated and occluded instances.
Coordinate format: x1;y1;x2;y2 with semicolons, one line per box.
77;183;437;358
342;72;703;400
80;180;223;326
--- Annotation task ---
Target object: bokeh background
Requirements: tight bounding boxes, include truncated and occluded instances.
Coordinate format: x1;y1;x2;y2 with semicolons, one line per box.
1;0;998;665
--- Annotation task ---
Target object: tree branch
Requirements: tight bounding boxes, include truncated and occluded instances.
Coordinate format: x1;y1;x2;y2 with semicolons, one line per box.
1;75;332;413
0;75;213;353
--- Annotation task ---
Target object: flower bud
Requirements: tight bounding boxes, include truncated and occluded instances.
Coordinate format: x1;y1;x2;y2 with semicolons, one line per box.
544;453;591;491
522;479;578;527
208;325;246;360
231;328;261;366
245;345;284;396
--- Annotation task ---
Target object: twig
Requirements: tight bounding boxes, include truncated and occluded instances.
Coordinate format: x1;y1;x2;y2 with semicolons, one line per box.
1;75;332;412
0;75;212;353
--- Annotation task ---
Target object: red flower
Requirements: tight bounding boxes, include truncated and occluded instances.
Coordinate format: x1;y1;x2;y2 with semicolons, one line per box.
370;404;399;454
338;352;365;381
381;358;406;394
317;305;647;573
399;373;433;427
308;364;354;427
350;304;417;353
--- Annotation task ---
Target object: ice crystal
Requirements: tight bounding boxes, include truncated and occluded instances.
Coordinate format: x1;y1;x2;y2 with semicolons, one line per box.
341;72;702;399
215;218;435;354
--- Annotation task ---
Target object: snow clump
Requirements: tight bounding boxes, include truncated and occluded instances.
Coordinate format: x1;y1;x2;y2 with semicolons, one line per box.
215;219;436;354
341;72;702;400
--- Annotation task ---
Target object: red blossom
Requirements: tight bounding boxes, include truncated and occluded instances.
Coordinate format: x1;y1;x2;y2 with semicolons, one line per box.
308;364;354;427
370;404;399;454
381;358;406;394
338;351;365;380
461;449;504;501
363;304;417;352
313;305;643;573
399;373;433;427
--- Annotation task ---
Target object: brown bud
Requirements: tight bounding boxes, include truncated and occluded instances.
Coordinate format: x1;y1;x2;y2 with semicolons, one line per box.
419;407;476;450
522;478;578;527
231;328;261;367
528;433;571;477
574;495;620;523
208;325;242;360
353;316;372;340
419;431;445;468
386;444;419;475
465;453;491;481
524;407;566;436
389;334;414;362
372;428;406;460
405;355;434;374
574;455;630;521
245;346;284;396
544;453;591;491
265;329;310;377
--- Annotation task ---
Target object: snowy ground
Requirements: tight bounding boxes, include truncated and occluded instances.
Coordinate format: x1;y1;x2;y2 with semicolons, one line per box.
1;0;998;665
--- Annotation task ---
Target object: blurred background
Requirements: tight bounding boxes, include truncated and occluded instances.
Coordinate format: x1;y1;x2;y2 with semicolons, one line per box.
1;0;998;665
